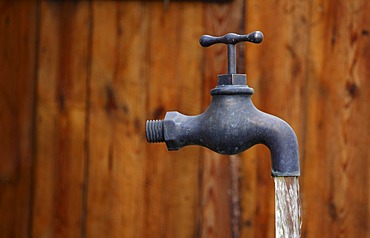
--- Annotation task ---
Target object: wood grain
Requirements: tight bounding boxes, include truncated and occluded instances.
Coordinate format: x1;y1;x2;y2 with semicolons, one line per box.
303;0;370;237
145;2;203;238
0;2;37;237
243;1;310;237
87;3;130;237
201;0;246;237
86;2;151;237
32;2;89;237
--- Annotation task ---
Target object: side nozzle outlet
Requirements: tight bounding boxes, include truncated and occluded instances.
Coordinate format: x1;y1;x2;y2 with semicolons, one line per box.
146;120;165;143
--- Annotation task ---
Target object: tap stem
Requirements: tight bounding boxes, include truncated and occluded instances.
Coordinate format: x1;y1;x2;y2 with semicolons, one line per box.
228;44;236;74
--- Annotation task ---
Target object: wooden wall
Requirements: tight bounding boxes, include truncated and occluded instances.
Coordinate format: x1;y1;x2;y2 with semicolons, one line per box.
0;0;369;237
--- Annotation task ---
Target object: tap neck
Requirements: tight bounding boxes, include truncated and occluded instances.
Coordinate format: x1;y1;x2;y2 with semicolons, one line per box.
210;74;254;96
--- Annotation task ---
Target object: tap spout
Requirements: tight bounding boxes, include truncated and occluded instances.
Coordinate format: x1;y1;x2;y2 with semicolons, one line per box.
146;85;300;177
254;112;300;177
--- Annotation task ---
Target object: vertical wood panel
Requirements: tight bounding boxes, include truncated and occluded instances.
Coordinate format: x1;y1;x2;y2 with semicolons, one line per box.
145;2;203;238
303;0;370;237
244;0;310;237
160;4;204;237
201;0;246;237
32;2;89;237
0;2;37;237
86;2;150;237
87;2;130;236
116;3;149;238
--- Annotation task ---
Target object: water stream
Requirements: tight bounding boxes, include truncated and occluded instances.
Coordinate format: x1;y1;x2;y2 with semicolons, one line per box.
274;176;302;238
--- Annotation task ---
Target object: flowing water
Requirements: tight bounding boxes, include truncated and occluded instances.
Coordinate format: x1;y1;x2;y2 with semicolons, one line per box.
274;177;302;238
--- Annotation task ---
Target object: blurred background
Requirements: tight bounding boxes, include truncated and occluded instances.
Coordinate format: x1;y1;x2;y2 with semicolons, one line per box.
0;0;369;237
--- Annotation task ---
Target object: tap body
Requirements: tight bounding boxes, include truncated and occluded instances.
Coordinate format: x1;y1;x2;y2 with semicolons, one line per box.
146;74;300;177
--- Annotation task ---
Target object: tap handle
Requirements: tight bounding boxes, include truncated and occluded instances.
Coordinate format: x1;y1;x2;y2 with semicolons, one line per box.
199;31;263;47
199;31;263;74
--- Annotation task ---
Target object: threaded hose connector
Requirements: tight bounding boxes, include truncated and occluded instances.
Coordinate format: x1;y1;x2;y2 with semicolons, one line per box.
146;120;165;143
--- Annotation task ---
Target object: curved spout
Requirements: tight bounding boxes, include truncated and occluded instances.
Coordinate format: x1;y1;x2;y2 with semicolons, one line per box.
146;92;299;177
253;112;300;177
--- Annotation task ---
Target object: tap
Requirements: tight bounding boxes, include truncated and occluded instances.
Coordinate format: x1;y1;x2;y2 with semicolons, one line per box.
146;32;299;177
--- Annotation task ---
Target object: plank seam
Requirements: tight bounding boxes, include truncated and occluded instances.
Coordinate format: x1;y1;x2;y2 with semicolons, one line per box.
81;2;93;237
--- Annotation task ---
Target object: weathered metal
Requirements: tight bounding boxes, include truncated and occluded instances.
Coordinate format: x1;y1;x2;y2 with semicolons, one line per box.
146;31;300;177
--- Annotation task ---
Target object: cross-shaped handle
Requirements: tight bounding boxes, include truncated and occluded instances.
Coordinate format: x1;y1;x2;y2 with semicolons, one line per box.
200;31;264;74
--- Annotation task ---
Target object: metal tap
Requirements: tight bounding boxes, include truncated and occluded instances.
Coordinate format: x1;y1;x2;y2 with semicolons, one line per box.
146;31;299;177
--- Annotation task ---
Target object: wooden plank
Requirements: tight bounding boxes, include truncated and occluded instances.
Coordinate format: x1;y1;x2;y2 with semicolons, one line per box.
86;2;203;237
303;0;370;237
0;2;37;237
244;0;310;237
32;2;89;237
144;2;203;238
116;3;150;237
86;2;152;237
86;3;126;236
201;0;246;237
